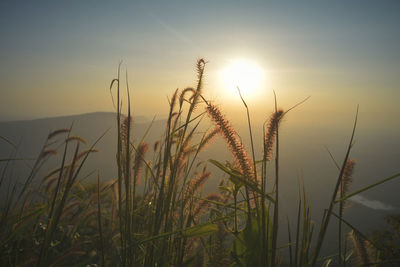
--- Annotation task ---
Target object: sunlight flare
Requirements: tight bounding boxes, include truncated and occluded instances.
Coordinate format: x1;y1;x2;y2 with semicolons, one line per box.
221;59;265;98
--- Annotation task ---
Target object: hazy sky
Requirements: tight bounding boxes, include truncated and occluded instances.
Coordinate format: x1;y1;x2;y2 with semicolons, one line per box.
1;0;399;128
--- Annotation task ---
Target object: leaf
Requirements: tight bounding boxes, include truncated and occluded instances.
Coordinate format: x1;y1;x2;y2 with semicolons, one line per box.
209;159;275;203
230;175;275;203
337;172;400;203
228;173;244;188
183;223;218;238
209;159;237;176
231;210;272;266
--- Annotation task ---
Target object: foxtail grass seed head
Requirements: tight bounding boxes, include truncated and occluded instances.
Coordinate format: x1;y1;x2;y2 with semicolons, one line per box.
48;128;70;140
338;159;355;212
190;58;206;110
76;149;99;161
343;159;355;184
198;128;220;152
186;171;211;197
120;115;132;145
264;109;284;161
179;87;196;108
348;230;374;266
206;103;254;180
196;59;206;91
66;136;88;145
183;146;197;159
134;142;149;183
40;149;58;159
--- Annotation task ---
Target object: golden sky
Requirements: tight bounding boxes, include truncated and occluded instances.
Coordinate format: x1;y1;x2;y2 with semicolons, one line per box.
0;1;399;131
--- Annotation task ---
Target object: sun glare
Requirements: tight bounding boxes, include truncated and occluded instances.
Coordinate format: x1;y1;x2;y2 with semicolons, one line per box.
221;60;264;98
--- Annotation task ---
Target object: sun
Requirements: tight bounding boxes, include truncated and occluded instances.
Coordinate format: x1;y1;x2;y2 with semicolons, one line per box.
221;60;264;98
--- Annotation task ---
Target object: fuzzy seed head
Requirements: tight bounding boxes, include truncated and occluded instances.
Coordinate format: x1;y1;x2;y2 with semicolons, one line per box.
338;159;356;213
48;128;70;140
264;109;284;161
206;103;254;180
348;230;374;266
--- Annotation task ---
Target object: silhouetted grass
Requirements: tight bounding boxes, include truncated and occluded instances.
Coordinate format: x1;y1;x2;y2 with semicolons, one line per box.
0;59;399;266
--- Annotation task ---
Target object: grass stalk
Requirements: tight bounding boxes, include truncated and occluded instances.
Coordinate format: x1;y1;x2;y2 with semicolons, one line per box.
97;172;105;267
311;105;359;267
271;91;280;267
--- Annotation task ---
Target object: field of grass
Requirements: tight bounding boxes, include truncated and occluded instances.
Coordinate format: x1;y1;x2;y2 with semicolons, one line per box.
1;59;399;266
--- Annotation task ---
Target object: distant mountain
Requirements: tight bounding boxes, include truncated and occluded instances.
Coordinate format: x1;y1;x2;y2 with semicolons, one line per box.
0;112;166;186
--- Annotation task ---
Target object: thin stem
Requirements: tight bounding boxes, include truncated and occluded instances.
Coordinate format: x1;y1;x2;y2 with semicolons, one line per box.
311;105;359;267
271;91;279;267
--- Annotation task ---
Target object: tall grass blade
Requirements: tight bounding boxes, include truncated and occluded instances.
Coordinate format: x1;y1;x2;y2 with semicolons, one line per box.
337;172;400;203
311;105;359;267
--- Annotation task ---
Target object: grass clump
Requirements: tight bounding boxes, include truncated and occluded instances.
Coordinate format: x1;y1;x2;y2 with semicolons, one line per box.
0;59;399;266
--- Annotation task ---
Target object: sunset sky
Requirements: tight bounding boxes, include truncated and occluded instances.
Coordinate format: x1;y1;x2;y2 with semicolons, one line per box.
1;1;399;129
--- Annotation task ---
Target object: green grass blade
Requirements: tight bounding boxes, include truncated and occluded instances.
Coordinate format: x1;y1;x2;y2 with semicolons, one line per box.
337;172;400;203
